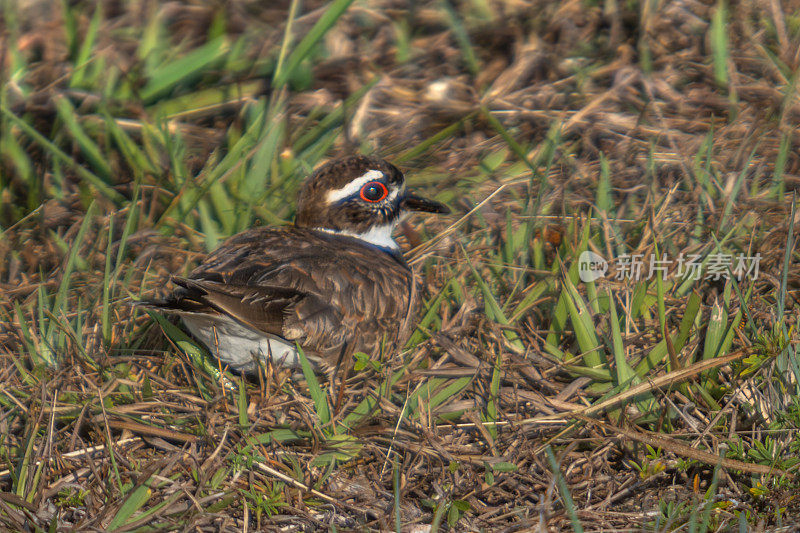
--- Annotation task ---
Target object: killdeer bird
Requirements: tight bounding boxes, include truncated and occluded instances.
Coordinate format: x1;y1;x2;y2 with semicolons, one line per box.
142;155;449;374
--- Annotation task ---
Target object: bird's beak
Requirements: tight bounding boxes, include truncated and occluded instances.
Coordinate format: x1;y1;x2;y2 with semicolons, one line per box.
403;192;450;214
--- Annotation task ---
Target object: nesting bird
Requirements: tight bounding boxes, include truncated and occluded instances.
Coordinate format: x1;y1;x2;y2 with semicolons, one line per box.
142;155;449;373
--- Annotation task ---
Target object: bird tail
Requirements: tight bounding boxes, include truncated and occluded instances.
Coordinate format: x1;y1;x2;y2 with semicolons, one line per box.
127;277;209;314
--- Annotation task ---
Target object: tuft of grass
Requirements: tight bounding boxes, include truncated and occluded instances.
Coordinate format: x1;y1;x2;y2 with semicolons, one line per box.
0;0;799;530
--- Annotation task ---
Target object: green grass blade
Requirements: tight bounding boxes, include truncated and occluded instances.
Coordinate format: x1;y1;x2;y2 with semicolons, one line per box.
485;352;501;440
69;5;101;88
481;106;536;175
406;377;473;419
545;446;584;533
464;249;524;353
146;311;230;388
54;95;112;180
273;0;356;88
546;224;589;348
510;277;554;323
141;36;230;102
113;179;141;276
273;0;302;88
12;303;41;379
0;105;124;203
562;275;604;371
699;464;721;530
395;115;474;163
771;133;789;198
777;195;800;387
297;345;331;426
719;143;757;231
430;498;447;533
198;197;223;251
238;377;249;428
710;0;729;87
101;216;114;344
408;280;452;347
441;0;479;76
113;490;183;530
341;363;410;428
777;193;795;332
107;483;152;530
394;460;402;532
702;298;726;361
61;0;78;59
635;291;701;376
102;112;157;176
606;288;636;387
596;153;612;213
0;127;35;208
14;419;39;497
53;201;95;312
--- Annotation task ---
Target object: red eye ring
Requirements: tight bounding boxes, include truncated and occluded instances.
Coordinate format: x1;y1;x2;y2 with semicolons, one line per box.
359;181;389;203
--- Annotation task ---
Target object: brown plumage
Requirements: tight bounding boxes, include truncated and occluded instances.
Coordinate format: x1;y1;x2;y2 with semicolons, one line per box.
141;155;448;372
295;156;406;232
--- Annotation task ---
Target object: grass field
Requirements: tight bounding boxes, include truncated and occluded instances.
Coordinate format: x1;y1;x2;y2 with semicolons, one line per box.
1;0;800;530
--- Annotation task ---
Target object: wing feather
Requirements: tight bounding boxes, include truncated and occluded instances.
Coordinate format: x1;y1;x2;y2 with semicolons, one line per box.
147;226;414;360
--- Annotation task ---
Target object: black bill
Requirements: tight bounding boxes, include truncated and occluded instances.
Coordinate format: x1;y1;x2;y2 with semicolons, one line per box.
403;192;450;214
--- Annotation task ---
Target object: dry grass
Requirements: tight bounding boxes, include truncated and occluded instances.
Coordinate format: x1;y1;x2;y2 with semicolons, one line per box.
1;0;800;530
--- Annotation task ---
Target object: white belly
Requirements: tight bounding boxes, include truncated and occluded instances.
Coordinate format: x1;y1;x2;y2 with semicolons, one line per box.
181;314;300;372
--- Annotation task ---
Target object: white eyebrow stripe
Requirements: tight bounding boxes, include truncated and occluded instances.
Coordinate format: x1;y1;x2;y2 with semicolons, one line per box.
325;170;385;204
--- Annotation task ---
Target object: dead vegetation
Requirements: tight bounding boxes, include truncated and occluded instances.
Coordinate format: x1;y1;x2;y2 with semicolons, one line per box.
1;0;800;530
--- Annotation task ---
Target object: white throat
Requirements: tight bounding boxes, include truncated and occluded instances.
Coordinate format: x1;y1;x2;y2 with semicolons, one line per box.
316;223;399;251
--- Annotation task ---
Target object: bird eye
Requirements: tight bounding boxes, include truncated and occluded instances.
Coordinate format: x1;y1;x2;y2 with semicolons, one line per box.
359;181;389;203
